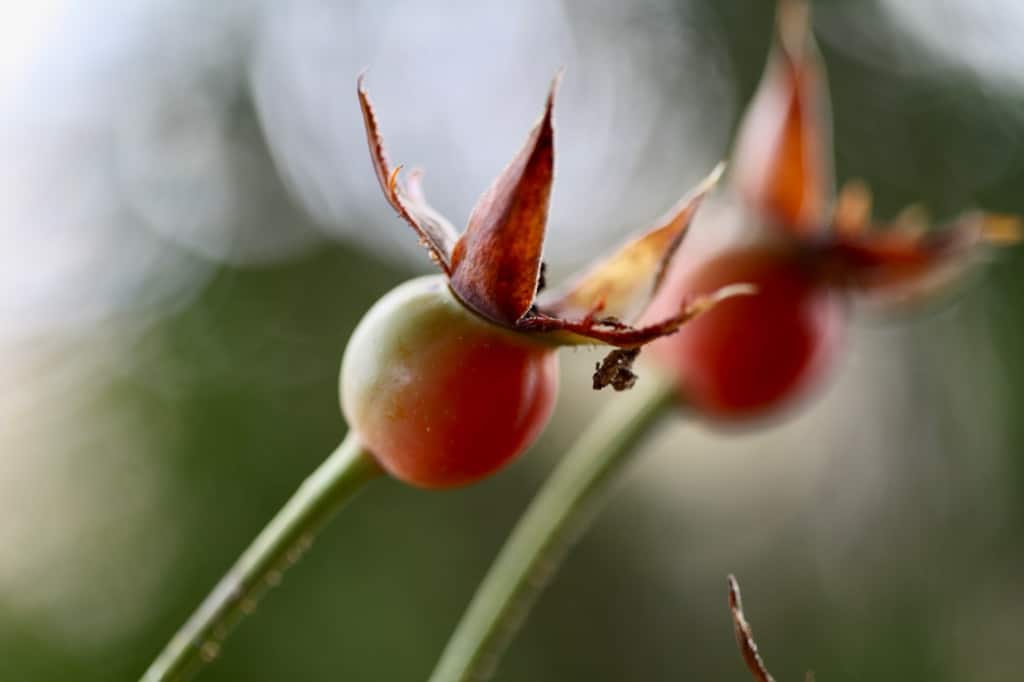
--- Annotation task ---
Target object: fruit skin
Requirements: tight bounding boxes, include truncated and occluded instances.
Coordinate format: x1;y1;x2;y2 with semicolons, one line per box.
341;275;559;488
648;243;846;419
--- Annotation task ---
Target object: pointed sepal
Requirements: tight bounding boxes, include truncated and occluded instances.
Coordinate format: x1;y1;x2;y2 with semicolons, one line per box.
732;0;833;237
358;76;459;272
830;210;1021;297
449;76;559;324
538;164;725;323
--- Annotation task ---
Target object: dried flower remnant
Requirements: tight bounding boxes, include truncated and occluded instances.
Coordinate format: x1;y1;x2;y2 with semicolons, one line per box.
357;75;745;356
593;348;640;391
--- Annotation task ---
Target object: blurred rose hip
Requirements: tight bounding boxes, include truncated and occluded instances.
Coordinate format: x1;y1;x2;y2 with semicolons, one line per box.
649;243;844;418
649;0;1017;420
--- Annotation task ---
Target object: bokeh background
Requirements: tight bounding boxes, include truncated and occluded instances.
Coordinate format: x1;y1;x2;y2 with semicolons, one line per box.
3;1;1024;680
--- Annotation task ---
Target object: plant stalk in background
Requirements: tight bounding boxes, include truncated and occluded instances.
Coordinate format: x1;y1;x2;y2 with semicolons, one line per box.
142;435;380;681
429;376;676;682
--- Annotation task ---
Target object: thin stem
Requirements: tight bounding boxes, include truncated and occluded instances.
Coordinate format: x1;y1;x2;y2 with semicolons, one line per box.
143;433;381;682
429;375;676;682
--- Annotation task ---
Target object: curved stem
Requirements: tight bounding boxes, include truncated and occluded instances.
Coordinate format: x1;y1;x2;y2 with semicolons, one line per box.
143;433;381;682
429;375;676;682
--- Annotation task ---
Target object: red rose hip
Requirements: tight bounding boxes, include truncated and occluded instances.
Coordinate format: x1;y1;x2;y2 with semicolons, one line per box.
341;276;559;488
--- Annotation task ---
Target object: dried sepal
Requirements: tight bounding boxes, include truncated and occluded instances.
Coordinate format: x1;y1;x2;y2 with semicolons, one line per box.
732;0;833;237
539;163;725;323
831;210;1020;296
728;575;776;682
356;73;755;357
449;76;559;324
520;283;756;348
357;76;458;272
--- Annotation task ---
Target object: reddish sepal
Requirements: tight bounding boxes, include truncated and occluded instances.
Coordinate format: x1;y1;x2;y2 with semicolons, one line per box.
732;0;833;237
449;77;559;324
358;76;458;272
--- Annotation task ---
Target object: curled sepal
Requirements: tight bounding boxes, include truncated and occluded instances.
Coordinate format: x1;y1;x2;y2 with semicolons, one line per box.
358;76;458;273
519;283;756;348
830;211;1021;297
728;575;776;682
538;163;725;323
732;0;833;237
448;76;559;325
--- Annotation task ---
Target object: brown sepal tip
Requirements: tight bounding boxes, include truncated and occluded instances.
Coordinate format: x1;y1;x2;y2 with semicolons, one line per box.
357;73;458;273
728;575;776;682
729;575;815;682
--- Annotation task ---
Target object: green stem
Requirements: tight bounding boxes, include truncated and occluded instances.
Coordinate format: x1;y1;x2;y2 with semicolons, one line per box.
428;375;676;682
142;433;381;682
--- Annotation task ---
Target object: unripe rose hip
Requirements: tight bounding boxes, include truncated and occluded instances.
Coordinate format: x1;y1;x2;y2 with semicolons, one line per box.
341;276;558;488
